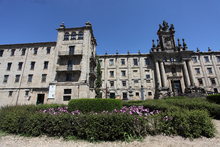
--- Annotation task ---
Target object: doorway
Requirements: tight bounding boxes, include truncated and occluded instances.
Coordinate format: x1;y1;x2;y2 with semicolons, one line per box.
171;80;182;95
36;94;45;105
122;92;128;100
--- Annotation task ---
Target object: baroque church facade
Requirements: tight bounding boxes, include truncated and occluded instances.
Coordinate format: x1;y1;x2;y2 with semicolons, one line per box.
99;21;220;100
0;21;219;106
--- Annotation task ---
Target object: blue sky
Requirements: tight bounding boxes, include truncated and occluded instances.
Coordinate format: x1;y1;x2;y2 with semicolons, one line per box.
0;0;219;55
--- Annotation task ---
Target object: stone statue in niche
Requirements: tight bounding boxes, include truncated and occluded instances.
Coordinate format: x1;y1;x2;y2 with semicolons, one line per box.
164;37;172;47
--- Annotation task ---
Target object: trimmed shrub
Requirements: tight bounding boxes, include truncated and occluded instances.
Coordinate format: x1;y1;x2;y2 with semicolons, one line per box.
123;98;220;119
158;109;215;138
68;98;122;112
164;98;220;119
164;96;188;99
123;100;180;112
0;105;216;140
207;94;220;104
0;106;149;141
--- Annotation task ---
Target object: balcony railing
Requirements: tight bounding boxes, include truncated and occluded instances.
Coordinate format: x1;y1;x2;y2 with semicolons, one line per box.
56;65;81;71
58;51;82;56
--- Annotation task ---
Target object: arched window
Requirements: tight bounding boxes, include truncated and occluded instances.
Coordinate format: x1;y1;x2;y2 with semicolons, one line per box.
71;32;76;40
64;32;69;40
78;31;84;40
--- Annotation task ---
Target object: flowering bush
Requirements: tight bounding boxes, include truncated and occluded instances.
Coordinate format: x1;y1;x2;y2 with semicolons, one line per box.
39;107;80;115
0;104;215;140
113;106;160;116
39;106;160;117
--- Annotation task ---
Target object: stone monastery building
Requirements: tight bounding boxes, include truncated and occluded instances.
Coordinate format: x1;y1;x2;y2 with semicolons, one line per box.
0;21;219;106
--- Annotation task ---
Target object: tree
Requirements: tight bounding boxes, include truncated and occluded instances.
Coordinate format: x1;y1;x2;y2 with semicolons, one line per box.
95;58;102;98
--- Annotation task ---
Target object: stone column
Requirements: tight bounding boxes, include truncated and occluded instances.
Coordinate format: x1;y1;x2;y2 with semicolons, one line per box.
183;61;191;87
186;60;195;86
155;61;162;88
160;61;166;87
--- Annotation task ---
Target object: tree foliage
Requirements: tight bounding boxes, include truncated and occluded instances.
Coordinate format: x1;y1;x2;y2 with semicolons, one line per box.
95;58;102;98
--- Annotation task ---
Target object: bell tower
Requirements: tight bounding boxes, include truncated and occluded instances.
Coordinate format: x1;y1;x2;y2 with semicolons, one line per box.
157;21;176;51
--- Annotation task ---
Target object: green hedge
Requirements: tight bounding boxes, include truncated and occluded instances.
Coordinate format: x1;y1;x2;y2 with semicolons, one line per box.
0;106;149;141
164;98;220;119
123;98;220;119
157;110;215;138
0;105;216;140
68;98;122;112
207;94;220;104
123;99;180;112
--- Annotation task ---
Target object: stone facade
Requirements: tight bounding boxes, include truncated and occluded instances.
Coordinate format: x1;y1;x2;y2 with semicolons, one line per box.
98;21;220;100
0;21;219;106
0;22;97;106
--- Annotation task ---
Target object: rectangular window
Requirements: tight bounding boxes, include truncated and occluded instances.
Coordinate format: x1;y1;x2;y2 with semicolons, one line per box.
210;78;216;85
25;91;29;97
21;48;26;56
18;62;23;70
146;74;150;79
46;47;51;54
28;74;33;82
134;80;138;83
145;58;150;65
78;31;84;40
195;68;200;74
133;70;138;73
63;96;71;101
9;91;13;97
121;59;125;65
192;57;198;63
110;71;114;77
110;81;114;87
122;81;126;86
204;56;210;63
69;46;75;55
217;56;220;62
11;49;15;56
7;62;12;71
41;74;47;82
33;48;38;55
198;78;203;86
30;61;35;70
133;58;138;66
121;70;126;76
3;75;9;83
207;68;213;74
15;75;20;83
0;50;4;57
64;89;72;94
44;61;49;69
109;59;114;66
